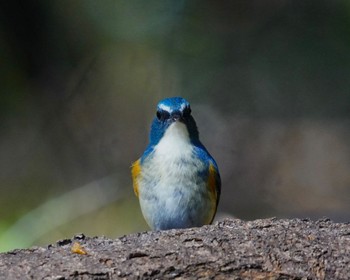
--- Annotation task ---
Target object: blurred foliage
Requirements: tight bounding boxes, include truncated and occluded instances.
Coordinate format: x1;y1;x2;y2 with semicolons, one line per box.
1;0;350;252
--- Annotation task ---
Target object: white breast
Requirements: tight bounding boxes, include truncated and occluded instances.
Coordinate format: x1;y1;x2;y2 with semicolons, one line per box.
151;122;196;183
138;121;211;229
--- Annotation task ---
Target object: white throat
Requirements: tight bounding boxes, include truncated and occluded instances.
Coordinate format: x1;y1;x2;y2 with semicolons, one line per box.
154;122;192;158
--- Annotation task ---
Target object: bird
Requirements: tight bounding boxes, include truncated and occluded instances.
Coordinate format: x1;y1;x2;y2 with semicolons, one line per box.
131;97;221;230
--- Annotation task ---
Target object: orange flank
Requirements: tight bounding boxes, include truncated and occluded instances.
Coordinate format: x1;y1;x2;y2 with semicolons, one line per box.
207;163;219;223
208;163;218;202
131;159;141;197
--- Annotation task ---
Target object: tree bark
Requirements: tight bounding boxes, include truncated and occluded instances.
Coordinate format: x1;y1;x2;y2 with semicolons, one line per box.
0;218;349;279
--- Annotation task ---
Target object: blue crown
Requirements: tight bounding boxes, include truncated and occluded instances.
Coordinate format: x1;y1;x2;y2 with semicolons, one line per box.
157;97;190;114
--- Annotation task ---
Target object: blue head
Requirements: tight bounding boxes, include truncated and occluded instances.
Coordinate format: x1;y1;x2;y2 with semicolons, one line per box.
148;97;200;147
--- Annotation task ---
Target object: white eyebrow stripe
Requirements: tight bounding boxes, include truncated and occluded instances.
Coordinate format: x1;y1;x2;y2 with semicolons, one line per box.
179;102;187;111
158;103;172;112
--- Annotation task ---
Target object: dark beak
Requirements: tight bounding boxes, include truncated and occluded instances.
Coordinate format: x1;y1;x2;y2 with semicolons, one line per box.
171;112;183;122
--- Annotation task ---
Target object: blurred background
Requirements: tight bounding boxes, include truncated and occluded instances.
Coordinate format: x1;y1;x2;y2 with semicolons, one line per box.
1;0;350;252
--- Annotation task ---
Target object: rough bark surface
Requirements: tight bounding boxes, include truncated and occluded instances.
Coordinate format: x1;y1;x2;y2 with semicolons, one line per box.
0;218;349;279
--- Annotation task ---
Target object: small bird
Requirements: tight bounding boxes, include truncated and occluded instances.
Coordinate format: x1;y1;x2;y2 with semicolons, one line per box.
132;97;221;230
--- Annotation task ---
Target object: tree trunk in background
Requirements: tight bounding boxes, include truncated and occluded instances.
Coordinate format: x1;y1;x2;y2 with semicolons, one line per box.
0;218;349;279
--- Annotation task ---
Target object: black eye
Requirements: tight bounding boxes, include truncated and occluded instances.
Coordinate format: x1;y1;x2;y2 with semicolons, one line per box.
183;106;191;118
156;110;170;121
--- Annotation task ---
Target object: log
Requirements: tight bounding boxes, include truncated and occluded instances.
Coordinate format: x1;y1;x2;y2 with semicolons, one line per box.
0;218;349;279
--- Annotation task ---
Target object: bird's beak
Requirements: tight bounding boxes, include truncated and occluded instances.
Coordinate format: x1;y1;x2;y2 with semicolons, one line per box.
171;112;183;122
